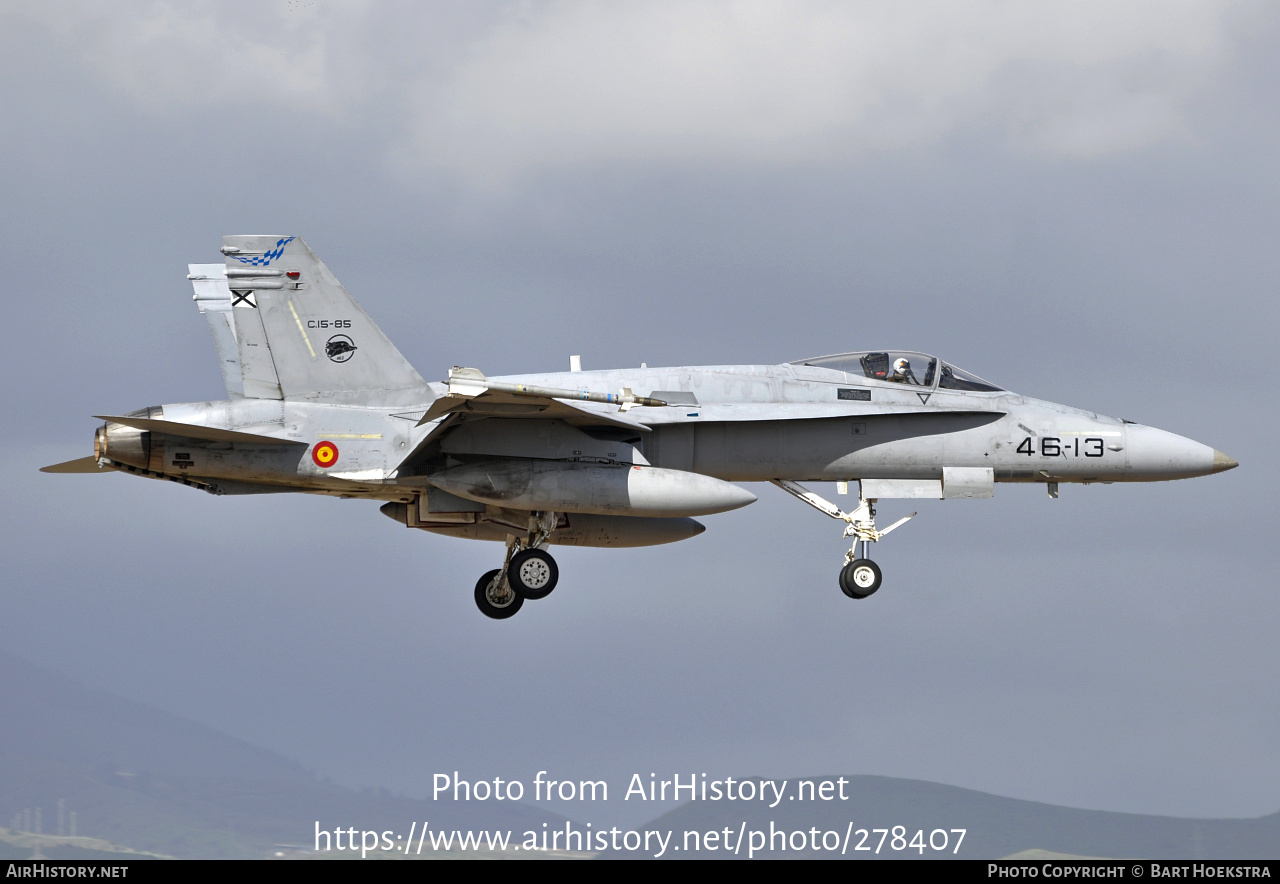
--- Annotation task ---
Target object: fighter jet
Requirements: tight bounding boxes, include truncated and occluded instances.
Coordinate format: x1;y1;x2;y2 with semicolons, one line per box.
43;236;1238;618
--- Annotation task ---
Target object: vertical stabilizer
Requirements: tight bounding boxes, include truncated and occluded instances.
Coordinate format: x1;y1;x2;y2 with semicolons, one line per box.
220;236;427;400
188;264;246;397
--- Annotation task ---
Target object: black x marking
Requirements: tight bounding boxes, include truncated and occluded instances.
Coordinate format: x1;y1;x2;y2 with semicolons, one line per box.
231;290;257;308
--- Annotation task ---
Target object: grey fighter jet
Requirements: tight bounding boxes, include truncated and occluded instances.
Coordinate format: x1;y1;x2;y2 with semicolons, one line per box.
43;236;1238;619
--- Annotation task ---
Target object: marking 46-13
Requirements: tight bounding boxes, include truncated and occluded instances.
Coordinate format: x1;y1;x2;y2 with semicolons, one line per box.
1018;437;1105;457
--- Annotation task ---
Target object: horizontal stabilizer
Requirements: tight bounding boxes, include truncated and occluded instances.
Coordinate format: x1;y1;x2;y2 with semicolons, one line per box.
93;416;304;446
40;456;114;474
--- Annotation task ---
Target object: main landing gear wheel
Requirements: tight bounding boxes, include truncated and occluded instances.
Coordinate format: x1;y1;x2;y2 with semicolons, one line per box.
509;549;558;600
839;559;882;599
474;569;524;619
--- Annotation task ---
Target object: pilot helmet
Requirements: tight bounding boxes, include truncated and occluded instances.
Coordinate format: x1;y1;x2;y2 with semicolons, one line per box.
893;357;910;374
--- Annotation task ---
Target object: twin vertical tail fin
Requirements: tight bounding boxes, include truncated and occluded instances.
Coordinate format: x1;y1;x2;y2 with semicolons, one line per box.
189;262;244;397
189;236;428;401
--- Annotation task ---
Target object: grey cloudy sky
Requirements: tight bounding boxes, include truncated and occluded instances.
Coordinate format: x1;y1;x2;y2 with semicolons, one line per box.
2;1;1277;829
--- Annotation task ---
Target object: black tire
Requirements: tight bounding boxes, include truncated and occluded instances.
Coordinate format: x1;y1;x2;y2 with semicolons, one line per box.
509;549;559;600
839;559;882;599
474;569;524;619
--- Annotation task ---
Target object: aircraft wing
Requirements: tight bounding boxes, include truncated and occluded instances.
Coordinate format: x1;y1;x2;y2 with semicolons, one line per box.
421;367;1004;430
418;388;653;433
639;403;1006;423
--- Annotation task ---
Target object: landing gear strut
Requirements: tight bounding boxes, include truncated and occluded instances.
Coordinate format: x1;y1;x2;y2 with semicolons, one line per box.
771;480;914;602
472;511;560;619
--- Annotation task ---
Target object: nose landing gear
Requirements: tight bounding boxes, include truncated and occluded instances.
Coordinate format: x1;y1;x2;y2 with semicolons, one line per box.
771;479;914;602
473;511;561;619
839;551;882;599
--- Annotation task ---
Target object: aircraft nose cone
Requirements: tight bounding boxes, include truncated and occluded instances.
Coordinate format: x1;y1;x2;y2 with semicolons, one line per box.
1211;450;1239;473
1125;425;1227;481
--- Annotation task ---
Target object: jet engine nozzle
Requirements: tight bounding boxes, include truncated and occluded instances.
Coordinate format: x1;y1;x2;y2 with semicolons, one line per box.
95;412;164;472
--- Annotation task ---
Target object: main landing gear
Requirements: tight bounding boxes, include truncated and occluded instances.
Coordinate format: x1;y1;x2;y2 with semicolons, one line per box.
474;511;560;620
770;480;915;602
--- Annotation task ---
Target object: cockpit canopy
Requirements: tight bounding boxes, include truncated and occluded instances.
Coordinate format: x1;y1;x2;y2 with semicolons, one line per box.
792;351;1003;392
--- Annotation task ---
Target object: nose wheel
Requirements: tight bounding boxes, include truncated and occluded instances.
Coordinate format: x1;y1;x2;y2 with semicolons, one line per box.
472;511;561;619
839;557;882;599
771;480;914;602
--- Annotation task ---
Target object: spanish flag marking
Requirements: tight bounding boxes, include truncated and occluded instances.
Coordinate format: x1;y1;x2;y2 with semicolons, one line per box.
312;441;339;468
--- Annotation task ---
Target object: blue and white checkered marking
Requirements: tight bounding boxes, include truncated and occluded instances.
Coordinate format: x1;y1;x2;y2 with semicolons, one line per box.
230;236;295;266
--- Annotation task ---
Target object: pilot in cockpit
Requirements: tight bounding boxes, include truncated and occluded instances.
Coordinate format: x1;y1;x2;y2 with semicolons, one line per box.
890;357;918;385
